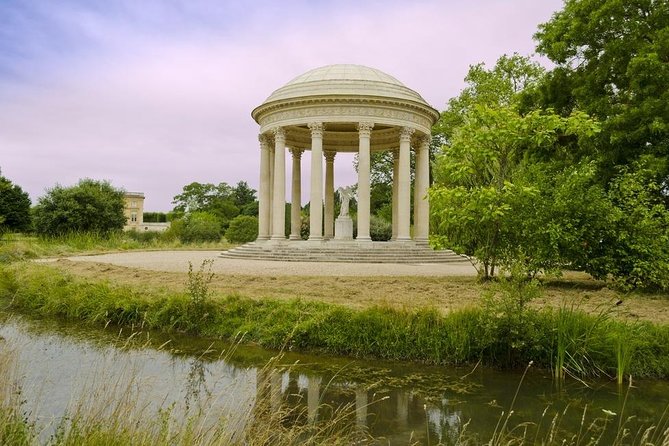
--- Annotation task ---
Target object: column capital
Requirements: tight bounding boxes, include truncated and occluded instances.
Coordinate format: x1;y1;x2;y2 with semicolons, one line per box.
324;150;336;162
399;126;415;142
289;147;304;158
357;122;374;136
272;126;286;141
415;133;431;149
308;122;325;137
258;134;272;149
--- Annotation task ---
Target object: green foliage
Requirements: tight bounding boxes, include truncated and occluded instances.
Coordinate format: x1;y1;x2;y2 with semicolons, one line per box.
369;215;391;241
171;212;221;244
142;212;168;223
172;181;257;231
185;260;215;333
430;102;599;279
225;215;258;243
479;275;542;366
0;175;31;232
535;0;669;179
4;263;669;379
435;54;546;143
32;179;125;236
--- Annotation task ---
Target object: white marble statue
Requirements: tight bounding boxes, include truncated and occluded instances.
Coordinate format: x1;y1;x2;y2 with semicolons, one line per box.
337;186;354;217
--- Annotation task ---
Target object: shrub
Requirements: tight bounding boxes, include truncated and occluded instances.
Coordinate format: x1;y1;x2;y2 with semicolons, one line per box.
33;179;125;236
370;215;392;241
225;215;258;243
178;212;221;243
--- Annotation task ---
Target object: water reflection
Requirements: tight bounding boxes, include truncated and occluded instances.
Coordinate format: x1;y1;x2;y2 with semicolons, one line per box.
1;314;668;445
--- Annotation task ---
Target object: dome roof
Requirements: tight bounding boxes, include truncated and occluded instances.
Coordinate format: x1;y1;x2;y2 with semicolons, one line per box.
259;64;431;106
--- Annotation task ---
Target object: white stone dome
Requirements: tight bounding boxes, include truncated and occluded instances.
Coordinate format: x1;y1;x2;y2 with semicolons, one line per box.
259;64;431;107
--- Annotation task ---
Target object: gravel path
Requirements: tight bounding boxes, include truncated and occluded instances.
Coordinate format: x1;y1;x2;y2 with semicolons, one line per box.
44;250;478;277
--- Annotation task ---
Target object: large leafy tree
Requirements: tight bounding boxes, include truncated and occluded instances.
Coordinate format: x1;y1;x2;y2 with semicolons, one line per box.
535;0;669;181
172;181;257;231
431;104;599;279
33;179;125;236
0;173;32;233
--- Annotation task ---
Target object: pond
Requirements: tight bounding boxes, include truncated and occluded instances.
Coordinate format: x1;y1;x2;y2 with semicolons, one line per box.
1;313;667;444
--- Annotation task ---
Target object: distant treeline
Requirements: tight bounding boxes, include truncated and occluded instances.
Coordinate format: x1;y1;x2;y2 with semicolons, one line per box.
143;212;169;223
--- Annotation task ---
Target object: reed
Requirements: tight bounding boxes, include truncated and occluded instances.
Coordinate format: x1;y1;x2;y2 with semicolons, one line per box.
2;262;669;379
0;329;367;446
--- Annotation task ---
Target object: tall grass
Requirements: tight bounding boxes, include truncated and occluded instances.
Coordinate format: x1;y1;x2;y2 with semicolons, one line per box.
2;262;669;380
0;232;234;263
0;335;367;446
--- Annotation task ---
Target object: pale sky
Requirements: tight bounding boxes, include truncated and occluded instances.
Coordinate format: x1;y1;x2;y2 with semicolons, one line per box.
0;0;564;211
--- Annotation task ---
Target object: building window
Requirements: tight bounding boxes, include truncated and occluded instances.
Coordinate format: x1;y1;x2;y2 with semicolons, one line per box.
131;212;137;222
131;200;137;208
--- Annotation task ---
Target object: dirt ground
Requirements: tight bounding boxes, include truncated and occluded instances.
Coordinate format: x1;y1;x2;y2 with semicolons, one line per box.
44;254;669;325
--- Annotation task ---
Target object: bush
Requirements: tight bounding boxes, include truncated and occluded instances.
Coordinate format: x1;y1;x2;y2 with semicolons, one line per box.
125;229;163;243
225;215;258;243
0;175;31;232
174;212;221;243
370;215;392;241
33;179;125;236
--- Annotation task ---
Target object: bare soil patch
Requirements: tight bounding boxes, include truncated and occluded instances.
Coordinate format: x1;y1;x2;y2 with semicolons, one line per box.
48;258;669;324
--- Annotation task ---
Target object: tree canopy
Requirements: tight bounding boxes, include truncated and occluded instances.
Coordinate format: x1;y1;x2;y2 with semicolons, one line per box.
535;0;669;181
430;41;669;289
0;173;32;233
172;181;257;230
33;179;126;236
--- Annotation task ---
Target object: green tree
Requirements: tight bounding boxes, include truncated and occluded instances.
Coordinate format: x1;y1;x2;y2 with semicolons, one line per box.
171;181;257;230
434;54;546;144
232;181;257;209
33;179;125;236
535;0;669;181
431;105;599;279
0;174;31;232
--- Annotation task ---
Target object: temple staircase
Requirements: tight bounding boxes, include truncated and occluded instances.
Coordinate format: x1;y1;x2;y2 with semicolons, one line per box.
220;240;468;264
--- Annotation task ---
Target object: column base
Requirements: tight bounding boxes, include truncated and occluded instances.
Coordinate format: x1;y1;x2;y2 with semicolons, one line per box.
395;236;412;242
356;236;372;242
289;235;302;241
308;236;324;242
270;235;286;241
413;237;429;245
256;235;270;241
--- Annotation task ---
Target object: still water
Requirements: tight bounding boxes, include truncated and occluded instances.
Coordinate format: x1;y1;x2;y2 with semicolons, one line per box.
1;313;668;444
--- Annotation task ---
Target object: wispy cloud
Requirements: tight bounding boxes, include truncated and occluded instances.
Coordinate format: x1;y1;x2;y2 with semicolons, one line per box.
0;0;562;210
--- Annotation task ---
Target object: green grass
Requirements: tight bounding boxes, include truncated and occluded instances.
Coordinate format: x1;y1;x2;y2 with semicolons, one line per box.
0;232;235;262
2;262;669;379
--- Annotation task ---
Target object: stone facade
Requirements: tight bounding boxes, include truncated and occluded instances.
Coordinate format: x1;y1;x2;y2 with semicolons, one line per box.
123;192;145;231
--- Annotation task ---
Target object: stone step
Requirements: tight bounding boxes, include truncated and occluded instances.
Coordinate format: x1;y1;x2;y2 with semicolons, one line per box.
220;240;468;264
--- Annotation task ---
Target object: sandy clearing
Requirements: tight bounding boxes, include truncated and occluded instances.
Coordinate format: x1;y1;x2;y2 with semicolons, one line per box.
38;250;479;277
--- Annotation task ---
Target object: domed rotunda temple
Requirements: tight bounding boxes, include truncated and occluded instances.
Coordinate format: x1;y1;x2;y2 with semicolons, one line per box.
221;64;463;263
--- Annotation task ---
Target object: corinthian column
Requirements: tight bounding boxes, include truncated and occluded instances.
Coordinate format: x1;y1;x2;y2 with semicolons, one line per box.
324;151;336;239
397;127;414;241
257;134;271;240
391;149;399;240
290;148;303;240
271;127;286;240
414;135;431;243
357;122;374;241
308;122;324;241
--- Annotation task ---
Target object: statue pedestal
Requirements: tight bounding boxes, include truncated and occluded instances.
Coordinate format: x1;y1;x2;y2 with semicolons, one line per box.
334;216;353;240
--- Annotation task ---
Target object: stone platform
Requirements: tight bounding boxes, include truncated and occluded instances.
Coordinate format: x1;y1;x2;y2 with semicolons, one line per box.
220;240;467;264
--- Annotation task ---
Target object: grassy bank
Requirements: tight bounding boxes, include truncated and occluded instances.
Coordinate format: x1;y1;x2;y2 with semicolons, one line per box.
2;262;669;380
0;232;234;262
